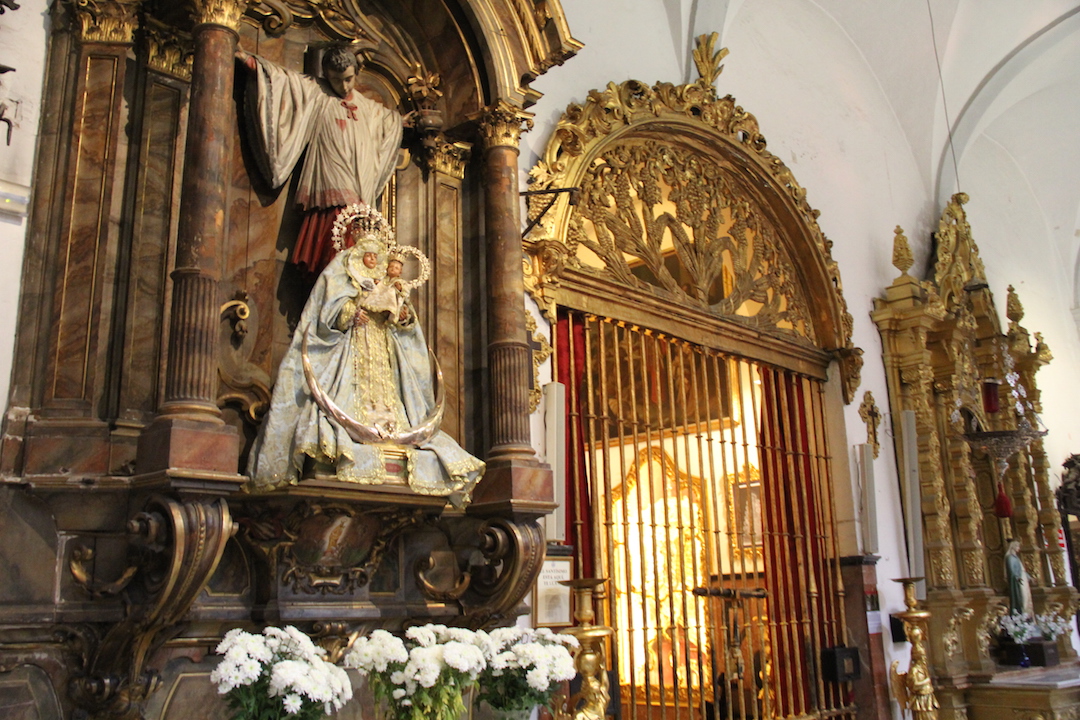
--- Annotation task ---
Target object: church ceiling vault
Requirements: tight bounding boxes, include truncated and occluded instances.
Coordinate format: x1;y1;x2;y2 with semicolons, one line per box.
524;34;861;401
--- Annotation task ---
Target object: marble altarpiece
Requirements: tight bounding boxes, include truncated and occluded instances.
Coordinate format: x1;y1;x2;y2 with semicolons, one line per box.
0;1;580;718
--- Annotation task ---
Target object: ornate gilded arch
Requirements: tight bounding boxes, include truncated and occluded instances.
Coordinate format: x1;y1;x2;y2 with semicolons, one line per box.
524;35;860;400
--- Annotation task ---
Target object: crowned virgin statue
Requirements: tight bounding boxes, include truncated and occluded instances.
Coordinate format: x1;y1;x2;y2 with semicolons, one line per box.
247;204;485;506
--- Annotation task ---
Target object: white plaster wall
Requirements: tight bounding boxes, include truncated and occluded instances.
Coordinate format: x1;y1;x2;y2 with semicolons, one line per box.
0;0;48;409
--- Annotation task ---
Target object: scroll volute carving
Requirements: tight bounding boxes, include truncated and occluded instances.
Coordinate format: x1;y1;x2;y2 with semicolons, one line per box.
460;517;546;628
524;34;859;400
218;290;272;427
68;496;235;720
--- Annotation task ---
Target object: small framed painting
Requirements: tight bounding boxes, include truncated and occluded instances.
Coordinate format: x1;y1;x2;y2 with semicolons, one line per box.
533;555;574;627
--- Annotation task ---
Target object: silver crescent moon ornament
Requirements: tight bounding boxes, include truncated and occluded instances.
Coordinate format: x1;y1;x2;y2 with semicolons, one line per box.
300;325;444;448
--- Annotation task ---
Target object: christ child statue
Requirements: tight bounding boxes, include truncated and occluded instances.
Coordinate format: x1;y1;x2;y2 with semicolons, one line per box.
361;250;409;321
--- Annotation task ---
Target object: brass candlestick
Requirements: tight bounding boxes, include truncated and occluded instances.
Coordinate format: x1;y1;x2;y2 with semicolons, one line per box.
557;578;613;720
889;578;939;720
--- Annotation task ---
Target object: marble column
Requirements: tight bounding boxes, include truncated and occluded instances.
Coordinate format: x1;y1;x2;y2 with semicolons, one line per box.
472;101;553;516
136;0;247;477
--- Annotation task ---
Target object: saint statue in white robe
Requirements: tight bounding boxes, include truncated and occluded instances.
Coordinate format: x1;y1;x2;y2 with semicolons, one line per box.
240;46;403;276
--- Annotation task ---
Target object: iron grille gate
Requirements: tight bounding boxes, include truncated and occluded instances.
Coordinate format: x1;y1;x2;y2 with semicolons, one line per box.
558;311;851;720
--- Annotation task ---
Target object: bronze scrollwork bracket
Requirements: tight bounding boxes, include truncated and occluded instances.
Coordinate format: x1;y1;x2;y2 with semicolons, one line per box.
67;495;235;720
460;516;546;628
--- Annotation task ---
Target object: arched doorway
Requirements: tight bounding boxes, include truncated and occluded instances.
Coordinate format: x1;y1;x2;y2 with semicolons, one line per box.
525;37;861;720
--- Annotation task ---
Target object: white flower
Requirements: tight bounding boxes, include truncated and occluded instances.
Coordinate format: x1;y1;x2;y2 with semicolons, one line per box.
348;623;494;712
406;625;440;648
344;629;409;674
488;626;526;650
212;625;352;716
283;694;302;715
443;641;485;677
1036;613;1070;640
408;645;445;688
1000;611;1038;643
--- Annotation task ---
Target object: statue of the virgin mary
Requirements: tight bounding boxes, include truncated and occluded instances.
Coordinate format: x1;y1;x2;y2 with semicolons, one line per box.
247;204;484;506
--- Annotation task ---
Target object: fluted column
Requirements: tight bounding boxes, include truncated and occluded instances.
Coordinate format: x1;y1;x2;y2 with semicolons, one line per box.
471;101;553;516
136;0;247;477
480;101;535;463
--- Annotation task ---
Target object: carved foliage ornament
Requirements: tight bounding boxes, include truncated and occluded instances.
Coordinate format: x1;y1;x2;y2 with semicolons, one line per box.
859;391;881;458
526;310;552;413
479;99;535;149
242;0;421;51
143;18;193;80
189;0;256;31
933;193;989;313
238;502;427;595
524;34;860;399
575;142;812;341
428;138;471;180
69;0;141;44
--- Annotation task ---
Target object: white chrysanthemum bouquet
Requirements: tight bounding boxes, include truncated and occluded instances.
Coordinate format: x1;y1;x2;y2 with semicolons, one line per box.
211;626;353;719
476;626;579;713
345;624;487;720
1035;612;1071;641
998;611;1038;644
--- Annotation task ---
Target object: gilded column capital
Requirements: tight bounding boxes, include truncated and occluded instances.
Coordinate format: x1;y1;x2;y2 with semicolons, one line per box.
479;100;534;150
427;138;472;180
69;0;141;44
188;0;253;32
144;20;193;81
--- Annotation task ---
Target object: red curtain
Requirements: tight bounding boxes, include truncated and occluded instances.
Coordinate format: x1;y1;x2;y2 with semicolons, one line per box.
556;309;594;578
758;367;839;715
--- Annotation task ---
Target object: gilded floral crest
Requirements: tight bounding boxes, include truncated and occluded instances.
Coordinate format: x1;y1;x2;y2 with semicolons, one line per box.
524;34;859;400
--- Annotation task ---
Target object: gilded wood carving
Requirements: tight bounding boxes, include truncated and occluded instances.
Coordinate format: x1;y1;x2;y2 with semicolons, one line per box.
873;192;1078;696
68;497;235;719
524;34;860;400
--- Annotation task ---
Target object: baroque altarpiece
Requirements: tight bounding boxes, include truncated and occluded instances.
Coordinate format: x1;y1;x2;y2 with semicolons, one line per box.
0;1;579;718
874;195;1080;720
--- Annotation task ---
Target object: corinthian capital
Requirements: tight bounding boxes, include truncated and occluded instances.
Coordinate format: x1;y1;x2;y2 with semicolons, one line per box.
189;0;253;32
478;100;534;150
426;138;472;179
68;0;141;44
144;18;193;80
